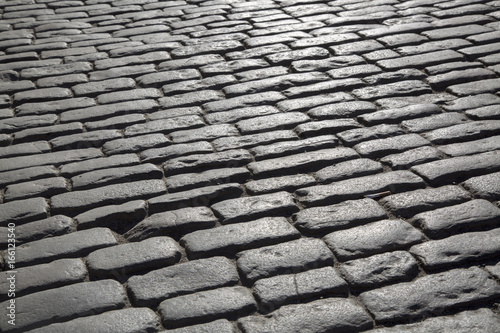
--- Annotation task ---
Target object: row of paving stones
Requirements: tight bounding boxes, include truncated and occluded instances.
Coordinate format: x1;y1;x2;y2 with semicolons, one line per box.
1;0;500;332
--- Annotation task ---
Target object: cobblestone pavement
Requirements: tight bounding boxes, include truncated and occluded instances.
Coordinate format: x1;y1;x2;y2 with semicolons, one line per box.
1;0;500;332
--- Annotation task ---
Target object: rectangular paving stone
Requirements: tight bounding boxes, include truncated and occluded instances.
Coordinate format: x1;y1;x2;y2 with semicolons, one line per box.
74;200;147;232
206;105;281;124
140;140;213;164
412;199;500;239
422;24;492;40
438;135;500;157
0;197;49;226
166;167;250;193
278;93;354;113
60;100;158;123
94;51;171;70
159;90;224;109
294;198;387;234
340;251;419;289
1;115;58;135
236;112;310;134
4;215;75;247
427;68;497;90
164;149;252;175
124;115;204;137
171;40;244;58
49;129;123;150
442;93;500;112
447;78;500;96
211;191;299;224
4;177;68;202
236;238;334;284
212;130;297;151
296;171;426;207
0;280;127;333
376;50;463;70
466;104;500;120
283;78;364;98
102;133;170;155
20;62;93;79
136;68;201;88
245;174;316;195
253;266;348;309
0;166;59;188
51;179;166;215
0;259;86;300
159;286;256;327
380;146;442;169
365;308;500;333
124;206;217;242
127;256;239;307
410;228;500;269
411;150;500;185
239;298;372;333
307;100;377;120
158;54;225;71
87;236;181;278
203;91;286;113
225;72;329;97
292;55;365;72
247;148;358;178
315;158;384;183
15;97;96;116
359;103;441;125
380;185;472;219
13;87;73;103
181;217;300;259
148;183;243;213
8;227;117;267
323;219;425;261
71;164;163;190
353;134;431;158
170;124;239;143
401;112;469;133
13;122;84;143
463;171;500;201
360;267;500;323
25;308;161;333
337;124;404;146
60;153;140;177
353;80;432;100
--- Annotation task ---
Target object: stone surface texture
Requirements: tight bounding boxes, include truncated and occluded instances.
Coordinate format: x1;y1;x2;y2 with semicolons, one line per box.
1;0;500;331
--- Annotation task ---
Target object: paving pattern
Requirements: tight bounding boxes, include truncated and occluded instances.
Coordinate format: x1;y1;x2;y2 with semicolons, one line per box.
1;0;500;331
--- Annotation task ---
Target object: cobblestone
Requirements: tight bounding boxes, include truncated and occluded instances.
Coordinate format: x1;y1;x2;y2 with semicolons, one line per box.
463;171;500;201
411;199;500;239
0;258;86;300
0;280;127;332
181;217;300;259
7;227;117;267
324;219;425;261
253;266;348;310
25;308;161;333
365;308;500;333
411;151;500;185
1;0;500;331
410;228;500;269
294;198;387;234
239;298;372;333
315;158;383;183
360;267;500;323
248;148;358;177
128;256;239;307
74;200;147;232
296;171;426;207
237;238;334;284
87;236;181;278
340;250;419;289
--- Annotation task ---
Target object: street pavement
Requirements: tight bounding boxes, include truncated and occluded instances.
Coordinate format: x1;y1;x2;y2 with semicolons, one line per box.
1;0;500;331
